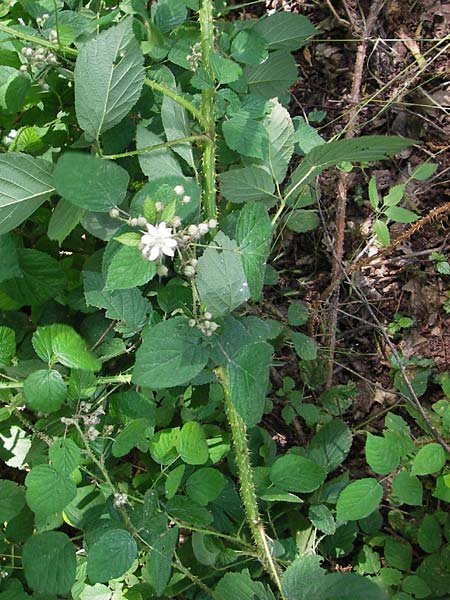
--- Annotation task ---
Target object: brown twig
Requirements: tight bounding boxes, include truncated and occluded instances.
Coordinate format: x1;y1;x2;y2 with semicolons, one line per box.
325;0;386;387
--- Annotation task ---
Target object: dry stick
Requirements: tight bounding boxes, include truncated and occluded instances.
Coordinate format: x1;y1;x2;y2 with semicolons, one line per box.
326;0;385;388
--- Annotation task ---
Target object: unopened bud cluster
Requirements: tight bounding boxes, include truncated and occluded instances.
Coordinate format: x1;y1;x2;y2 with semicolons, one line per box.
21;45;58;70
113;492;128;509
3;129;18;146
61;402;105;442
186;42;202;71
189;311;219;337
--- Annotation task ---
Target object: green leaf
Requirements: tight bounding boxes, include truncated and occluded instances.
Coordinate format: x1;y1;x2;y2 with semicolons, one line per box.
418;514;441;553
75;18;145;139
23;369;67;413
49;438;81;476
53;153;129;212
112;419;150;457
0;480;25;523
303;572;388;600
365;433;400;475
87;529;137;583
0;325;16;368
25;464;77;517
196;232;250;317
254;12;318;51
216;569;276;600
286;137;415;203
211;52;242;84
282;555;326;600
105;245;156;290
336;479;383;521
133;317;209;389
149;527;178;595
165;464;185;499
176;421;209;465
161;94;194;167
411;162;438;181
0;249;64;308
374;219;390;247
384;538;412;570
48;199;85;245
0;234;20;283
385;206;419;223
411;443;446;475
231;29;268;65
245;50;297;98
192;532;221;566
291;331;318;360
186;468;226;506
391;472;423;506
383;184;405;206
288;302;309;326
32;324;101;371
166;495;213;527
22;532;76;596
263;99;295;183
285;209;320;233
368;177;379;209
401;576;431;599
294;116;325;155
270;454;327;493
219;165;276;205
309;504;336;535
308;419;353;472
136;126;184;181
228;341;273;427
222;114;269;160
236;203;273;300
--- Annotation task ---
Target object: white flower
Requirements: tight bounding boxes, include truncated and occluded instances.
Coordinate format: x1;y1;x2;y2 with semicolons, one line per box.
8;129;17;139
140;222;177;261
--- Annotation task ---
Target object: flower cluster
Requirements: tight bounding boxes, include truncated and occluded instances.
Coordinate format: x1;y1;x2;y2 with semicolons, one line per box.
3;129;17;146
20;45;58;70
35;13;50;27
113;492;128;509
189;311;219;337
61;402;105;442
186;42;202;71
139;222;178;261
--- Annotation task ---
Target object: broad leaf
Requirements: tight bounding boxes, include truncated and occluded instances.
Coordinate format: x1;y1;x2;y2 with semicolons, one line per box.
133;317;209;388
219;165;276;205
245;50;297;98
308;419;353;472
0;234;20;282
282;555;326;600
263;100;295;183
211;52;242;84
365;433;400;475
216;569;276;600
161;94;194;167
105;245;156;291
53;153;129;212
303;572;388;600
270;454;327;493
231;29;268;65
112;419;150;457
196;232;250;317
286;136;415;203
186;468;226;506
87;529;137;583
291;331;318;360
391;472;423;506
222;114;269;160
49;438;81;476
23;369;67;413
411;443;446;475
254;12;318;51
285;209;320;233
0;325;15;368
136;125;184;180
48;199;85;245
176;421;209;465
228;341;273;426
0;153;54;235
23;532;76;596
236;203;273;300
25;464;77;517
336;479;383;521
32;324;101;371
150;527;179;596
0;480;25;523
75;18;145;139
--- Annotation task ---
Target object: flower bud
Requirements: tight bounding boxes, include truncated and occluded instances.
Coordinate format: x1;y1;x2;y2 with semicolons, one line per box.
188;224;199;237
155;201;163;212
137;216;148;227
190;258;198;268
174;184;185;196
188;319;196;328
198;222;209;235
208;219;218;229
129;217;139;227
172;216;182;228
183;265;196;277
204;311;212;320
157;264;168;277
109;207;120;219
182;195;191;204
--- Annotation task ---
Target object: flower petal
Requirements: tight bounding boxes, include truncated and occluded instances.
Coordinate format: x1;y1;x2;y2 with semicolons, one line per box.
149;246;160;261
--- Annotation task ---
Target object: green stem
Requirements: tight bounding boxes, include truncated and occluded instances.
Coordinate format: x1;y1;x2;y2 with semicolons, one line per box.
216;368;284;596
144;78;207;128
0;373;131;390
103;134;208;160
0;22;78;56
199;0;217;220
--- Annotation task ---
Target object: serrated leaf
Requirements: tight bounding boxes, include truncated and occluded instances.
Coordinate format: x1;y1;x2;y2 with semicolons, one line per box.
0;234;20;283
309;504;336;535
216;569;276;600
383;184;405;206
112;419;150;457
391;472;422;506
282;555;326;600
196;232;250;317
23;369;67;413
245;50;297;98
0;325;15;368
254;12;318;51
231;29;268;65
384;538;412;570
365;433;400;475
411;163;438;181
48;199;85;245
53;153;129;212
75;18;145;139
385;206;419;223
186;468;226;506
374;219;390;247
223;114;269;160
288;302;309;326
228;341;272;427
150;527;179;595
32;324;101;371
294;116;325;155
176;421;209;465
0;480;25;523
161;94;194;167
308;419;353;472
286;137;414;203
236;203;273;300
418;514;441;553
291;331;318;360
0;248;64;308
136;125;184;181
49;438;81;476
336;479;383;521
285;209;320;233
411;443;446;475
133;317;209;389
22;532;76;596
219;165;276;205
270;454;327;493
303;572;388;600
87;529;137;583
211;52;242;84
105;245;156;290
25;464;77;518
263;100;295;183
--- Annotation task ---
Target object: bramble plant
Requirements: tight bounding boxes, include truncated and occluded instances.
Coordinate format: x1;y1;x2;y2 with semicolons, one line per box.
0;2;449;600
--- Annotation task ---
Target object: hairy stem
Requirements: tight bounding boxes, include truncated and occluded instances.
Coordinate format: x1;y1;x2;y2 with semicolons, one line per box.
199;0;217;220
216;368;284;595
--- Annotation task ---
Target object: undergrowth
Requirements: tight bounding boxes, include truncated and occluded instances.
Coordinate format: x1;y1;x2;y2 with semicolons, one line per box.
0;1;449;599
